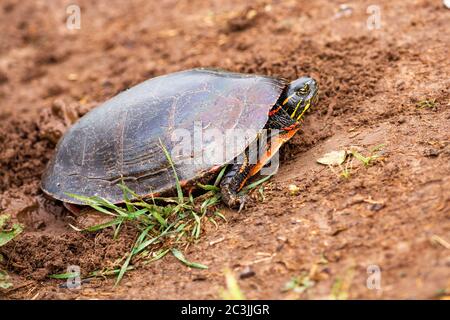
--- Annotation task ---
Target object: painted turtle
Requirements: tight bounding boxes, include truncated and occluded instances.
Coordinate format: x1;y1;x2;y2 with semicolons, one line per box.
41;68;318;208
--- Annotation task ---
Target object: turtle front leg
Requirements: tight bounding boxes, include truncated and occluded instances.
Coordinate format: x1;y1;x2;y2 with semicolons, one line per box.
220;155;253;210
221;108;300;210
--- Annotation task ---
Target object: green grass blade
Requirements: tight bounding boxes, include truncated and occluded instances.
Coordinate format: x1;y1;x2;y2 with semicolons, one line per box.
117;182;141;200
201;194;221;212
208;217;218;229
214;211;227;222
133;222;175;255
146;249;170;263
220;268;246;300
197;183;220;192
113;221;123;239
370;143;385;153
64;193;120;216
84;218;123;232
350;150;370;166
89;267;135;278
0;215;9;229
64;193;96;204
48;272;80;279
191;211;201;238
191;211;201;225
149;209;167;227
240;174;273;193
127;208;149;219
94;198;130;217
171;248;208;269
0;215;23;247
119;181;135;213
159;139;184;203
214;166;228;187
0;270;13;289
135;226;153;248
115;244;135;286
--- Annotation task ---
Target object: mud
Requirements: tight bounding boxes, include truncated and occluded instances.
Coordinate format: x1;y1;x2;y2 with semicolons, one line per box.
0;0;449;299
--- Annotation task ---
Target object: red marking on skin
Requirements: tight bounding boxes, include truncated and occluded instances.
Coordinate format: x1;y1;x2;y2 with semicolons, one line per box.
187;186;195;194
208;165;222;173
239;175;250;190
141;191;160;200
281;123;300;131
180;180;189;187
269;105;283;116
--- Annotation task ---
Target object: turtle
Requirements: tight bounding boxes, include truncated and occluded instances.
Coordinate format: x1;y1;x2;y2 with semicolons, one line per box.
41;68;319;209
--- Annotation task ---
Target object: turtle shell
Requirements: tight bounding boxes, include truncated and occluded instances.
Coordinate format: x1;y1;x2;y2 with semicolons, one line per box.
41;68;287;204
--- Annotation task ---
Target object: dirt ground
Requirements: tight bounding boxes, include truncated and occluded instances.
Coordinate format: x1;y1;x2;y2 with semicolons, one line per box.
0;0;449;300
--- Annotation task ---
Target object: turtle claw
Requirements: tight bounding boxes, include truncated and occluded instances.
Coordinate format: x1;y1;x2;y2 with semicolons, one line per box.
221;190;247;211
237;195;247;213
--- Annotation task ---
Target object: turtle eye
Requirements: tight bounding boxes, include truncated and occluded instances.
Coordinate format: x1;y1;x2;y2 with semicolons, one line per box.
297;84;309;95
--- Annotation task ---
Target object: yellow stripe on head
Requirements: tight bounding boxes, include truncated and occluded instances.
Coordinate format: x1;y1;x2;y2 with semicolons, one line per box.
290;99;302;118
296;101;311;121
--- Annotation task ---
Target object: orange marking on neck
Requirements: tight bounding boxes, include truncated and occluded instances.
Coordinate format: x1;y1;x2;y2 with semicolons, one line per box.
237;127;301;192
248;127;300;178
281;123;300;132
269;105;283;116
282;93;295;106
239;176;250;190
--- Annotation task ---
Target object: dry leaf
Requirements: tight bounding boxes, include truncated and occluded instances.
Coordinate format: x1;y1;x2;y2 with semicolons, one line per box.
317;150;347;166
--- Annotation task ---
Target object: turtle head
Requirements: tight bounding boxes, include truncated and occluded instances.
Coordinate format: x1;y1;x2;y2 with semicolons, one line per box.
282;77;319;121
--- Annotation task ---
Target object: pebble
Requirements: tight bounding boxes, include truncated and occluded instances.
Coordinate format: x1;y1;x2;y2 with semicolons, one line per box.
444;0;450;9
369;203;385;211
423;148;440;157
288;184;300;196
239;266;255;279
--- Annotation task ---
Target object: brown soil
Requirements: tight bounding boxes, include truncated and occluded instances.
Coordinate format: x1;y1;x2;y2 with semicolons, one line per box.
0;0;449;299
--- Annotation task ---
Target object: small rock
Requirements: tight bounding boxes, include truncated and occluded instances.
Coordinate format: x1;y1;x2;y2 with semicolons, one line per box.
264;4;272;12
329;225;348;236
45;84;64;97
246;9;257;20
239;266;255;279
0;70;8;84
67;73;78;81
369;203;385;211
423;148;440;157
334;4;353;19
396;116;406;124
395;80;405;91
444;0;450;9
288;184;300;196
192;274;207;281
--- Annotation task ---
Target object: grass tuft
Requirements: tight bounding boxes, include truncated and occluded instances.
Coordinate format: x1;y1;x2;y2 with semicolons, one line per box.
0;214;23;289
282;274;315;294
64;143;273;285
0;214;23;247
416;98;437;110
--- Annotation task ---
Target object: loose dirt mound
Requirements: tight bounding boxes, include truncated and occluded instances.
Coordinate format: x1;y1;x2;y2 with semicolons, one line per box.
0;0;449;299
